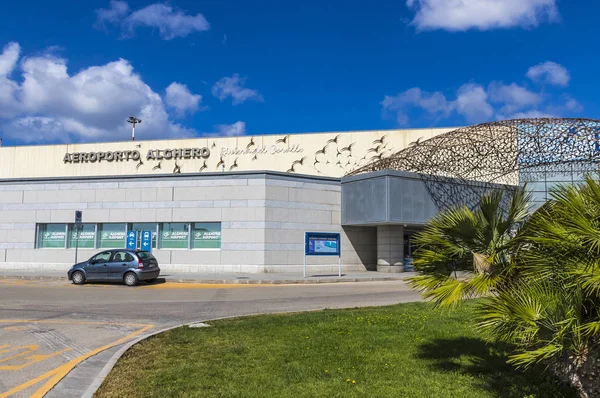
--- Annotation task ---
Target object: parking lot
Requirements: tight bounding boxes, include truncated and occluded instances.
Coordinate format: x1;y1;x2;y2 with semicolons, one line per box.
0;278;420;397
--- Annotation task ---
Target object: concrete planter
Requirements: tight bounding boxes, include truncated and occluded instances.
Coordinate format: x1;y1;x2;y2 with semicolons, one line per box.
376;264;405;273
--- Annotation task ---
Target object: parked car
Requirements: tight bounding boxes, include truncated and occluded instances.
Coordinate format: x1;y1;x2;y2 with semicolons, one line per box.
67;249;160;286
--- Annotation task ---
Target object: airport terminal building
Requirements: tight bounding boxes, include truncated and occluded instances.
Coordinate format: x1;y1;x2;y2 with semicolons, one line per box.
0;127;455;274
1;118;597;274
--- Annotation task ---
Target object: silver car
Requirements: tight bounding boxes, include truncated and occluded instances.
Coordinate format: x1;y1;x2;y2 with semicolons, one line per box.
67;249;160;286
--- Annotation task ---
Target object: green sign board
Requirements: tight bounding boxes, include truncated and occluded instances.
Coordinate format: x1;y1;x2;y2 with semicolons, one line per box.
69;230;96;248
40;231;66;248
99;231;126;248
192;224;221;249
161;230;189;249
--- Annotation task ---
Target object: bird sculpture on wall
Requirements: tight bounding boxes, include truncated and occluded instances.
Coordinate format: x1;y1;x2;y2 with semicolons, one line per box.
286;164;296;173
326;134;341;145
275;135;290;145
315;145;327;157
251;154;258;161
136;159;144;170
340;142;355;154
229;158;239;171
335;148;343;158
199;160;208;172
135;143;142;148
216;157;225;170
292;156;307;167
211;141;216;148
408;137;423;147
173;161;182;174
246;137;255;149
152;161;163;171
372;135;387;145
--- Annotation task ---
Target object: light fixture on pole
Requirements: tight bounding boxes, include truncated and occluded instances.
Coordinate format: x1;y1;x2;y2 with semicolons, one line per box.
127;116;142;141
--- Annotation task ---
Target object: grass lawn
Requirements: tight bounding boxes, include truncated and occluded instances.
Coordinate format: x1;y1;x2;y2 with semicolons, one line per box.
95;301;575;398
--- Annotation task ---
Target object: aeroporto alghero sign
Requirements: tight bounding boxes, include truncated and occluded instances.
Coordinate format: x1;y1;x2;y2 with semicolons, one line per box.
63;147;210;163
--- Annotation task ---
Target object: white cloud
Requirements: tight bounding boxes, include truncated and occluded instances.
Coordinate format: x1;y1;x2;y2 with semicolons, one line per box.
212;74;263;105
565;97;583;112
406;0;559;32
488;82;542;114
381;58;582;125
95;1;210;40
381;88;452;125
382;84;493;125
0;42;20;76
215;121;246;136
95;0;129;25
527;61;570;86
504;110;555;119
165;82;202;116
454;84;494;123
0;41;197;143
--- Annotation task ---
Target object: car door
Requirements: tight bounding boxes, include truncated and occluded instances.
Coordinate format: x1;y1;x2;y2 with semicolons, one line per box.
86;251;112;280
107;251;136;280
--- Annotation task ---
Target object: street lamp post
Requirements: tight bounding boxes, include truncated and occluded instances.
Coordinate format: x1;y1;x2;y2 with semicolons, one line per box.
127;116;142;141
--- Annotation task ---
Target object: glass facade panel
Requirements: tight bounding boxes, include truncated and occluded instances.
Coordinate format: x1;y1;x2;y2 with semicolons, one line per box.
67;224;96;248
159;223;190;249
37;224;67;248
129;223;158;249
98;223;126;248
192;222;221;249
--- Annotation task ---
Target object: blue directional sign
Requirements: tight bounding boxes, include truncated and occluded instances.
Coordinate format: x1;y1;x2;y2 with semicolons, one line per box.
126;231;137;250
141;230;152;253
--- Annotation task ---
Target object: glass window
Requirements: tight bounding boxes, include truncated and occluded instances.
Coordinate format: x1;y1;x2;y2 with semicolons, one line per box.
129;223;158;249
67;224;96;248
160;223;190;249
91;251;112;264
98;224;127;248
111;251;134;263
192;222;221;249
37;224;67;248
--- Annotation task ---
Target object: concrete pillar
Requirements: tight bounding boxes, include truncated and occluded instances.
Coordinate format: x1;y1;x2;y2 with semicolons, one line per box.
377;225;404;271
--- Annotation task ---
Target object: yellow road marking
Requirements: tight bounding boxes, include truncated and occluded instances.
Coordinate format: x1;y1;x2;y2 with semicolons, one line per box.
0;320;153;398
0;347;72;371
2;326;27;331
0;346;37;362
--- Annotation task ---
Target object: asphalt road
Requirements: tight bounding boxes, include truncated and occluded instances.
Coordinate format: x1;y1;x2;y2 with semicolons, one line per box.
0;279;421;398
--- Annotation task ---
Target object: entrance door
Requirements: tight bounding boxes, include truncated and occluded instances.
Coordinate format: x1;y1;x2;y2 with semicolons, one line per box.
86;251;111;280
107;251;136;280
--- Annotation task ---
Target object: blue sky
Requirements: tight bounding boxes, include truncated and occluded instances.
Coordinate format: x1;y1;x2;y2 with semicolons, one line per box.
0;0;597;145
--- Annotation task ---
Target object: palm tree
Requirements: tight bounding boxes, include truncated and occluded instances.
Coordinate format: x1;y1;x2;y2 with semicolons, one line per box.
407;186;531;308
477;176;600;397
409;177;600;397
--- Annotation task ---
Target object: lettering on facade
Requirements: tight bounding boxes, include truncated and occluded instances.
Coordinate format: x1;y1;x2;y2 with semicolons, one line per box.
63;147;210;163
220;144;303;157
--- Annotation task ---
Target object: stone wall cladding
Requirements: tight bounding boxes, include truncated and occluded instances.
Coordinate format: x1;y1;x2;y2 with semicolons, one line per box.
0;171;373;273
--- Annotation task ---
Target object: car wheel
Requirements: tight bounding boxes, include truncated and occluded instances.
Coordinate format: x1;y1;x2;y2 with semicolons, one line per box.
72;271;85;285
146;278;157;284
124;272;139;287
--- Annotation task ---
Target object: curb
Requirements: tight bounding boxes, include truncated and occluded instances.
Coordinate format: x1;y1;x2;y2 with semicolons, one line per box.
0;274;409;285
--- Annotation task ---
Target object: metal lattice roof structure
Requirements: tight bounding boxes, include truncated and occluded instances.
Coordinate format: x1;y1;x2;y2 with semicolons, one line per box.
347;118;600;211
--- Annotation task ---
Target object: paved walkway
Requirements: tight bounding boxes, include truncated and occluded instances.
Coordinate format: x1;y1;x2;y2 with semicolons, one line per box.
0;269;416;284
